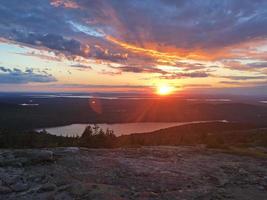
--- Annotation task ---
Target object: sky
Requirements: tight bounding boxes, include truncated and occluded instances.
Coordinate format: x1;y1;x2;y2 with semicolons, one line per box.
0;0;267;95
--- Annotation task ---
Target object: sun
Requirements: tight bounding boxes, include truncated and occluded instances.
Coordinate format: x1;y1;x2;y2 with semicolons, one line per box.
156;85;174;96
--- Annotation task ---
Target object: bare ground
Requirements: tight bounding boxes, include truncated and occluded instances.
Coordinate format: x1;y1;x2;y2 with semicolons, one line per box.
0;146;267;200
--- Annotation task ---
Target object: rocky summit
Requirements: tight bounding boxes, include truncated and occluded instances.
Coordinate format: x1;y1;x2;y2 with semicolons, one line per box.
0;146;267;200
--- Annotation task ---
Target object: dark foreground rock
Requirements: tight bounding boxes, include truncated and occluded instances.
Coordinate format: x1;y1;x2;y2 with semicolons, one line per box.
0;146;266;200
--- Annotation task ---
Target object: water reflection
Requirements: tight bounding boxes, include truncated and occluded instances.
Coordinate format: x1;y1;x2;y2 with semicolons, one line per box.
39;120;228;137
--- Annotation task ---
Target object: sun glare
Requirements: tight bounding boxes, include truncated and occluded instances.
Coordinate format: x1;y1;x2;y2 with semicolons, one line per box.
156;85;174;96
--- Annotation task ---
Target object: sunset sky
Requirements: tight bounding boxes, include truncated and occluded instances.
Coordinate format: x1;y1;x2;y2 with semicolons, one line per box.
0;0;267;95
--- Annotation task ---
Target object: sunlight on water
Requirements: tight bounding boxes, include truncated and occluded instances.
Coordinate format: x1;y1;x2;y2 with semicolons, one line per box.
38;120;228;137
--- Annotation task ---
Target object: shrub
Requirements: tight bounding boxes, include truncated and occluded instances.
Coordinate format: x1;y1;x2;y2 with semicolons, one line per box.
79;125;116;148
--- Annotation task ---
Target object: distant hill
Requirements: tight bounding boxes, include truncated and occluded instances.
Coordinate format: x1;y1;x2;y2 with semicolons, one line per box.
116;122;267;148
0;97;267;130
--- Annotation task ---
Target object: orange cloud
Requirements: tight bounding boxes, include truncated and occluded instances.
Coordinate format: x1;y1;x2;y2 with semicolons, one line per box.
105;35;234;63
106;35;185;60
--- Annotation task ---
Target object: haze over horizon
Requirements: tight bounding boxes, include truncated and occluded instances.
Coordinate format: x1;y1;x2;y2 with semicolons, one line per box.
0;0;267;95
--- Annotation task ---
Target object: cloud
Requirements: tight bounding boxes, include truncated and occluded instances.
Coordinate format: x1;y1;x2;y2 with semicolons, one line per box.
14;32;82;55
221;75;267;80
70;64;92;70
0;67;12;73
48;83;150;89
160;71;210;79
249;62;267;69
91;45;128;62
1;0;267;91
50;0;80;9
0;67;57;84
223;60;267;72
11;32;127;62
0;0;70;36
220;81;241;84
174;62;208;71
182;84;212;88
220;80;267;86
15;51;64;62
0;1;129;63
39;83;152;92
100;69;122;76
61;0;267;49
68;21;105;38
113;65;167;74
2;0;267;55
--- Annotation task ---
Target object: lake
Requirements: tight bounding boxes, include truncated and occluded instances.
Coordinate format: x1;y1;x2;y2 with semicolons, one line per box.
39;120;228;137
